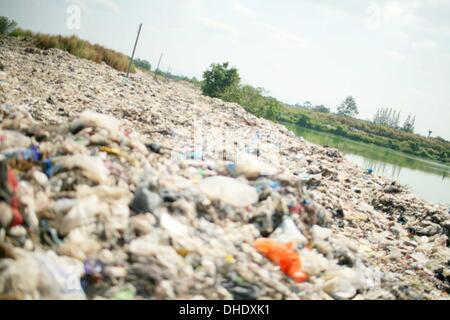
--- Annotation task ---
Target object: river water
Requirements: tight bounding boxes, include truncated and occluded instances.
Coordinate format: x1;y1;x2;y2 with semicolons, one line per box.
285;124;450;206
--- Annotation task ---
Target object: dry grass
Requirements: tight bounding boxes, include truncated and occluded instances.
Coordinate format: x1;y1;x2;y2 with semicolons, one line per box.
10;28;135;73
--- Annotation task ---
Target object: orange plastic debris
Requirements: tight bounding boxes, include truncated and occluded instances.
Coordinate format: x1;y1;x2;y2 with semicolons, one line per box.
254;238;308;283
7;168;23;227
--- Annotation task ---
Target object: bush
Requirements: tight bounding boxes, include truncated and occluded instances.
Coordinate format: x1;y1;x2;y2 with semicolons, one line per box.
0;16;17;35
408;141;420;152
296;114;311;127
202;62;240;98
10;28;134;73
312;105;330;113
337;96;359;117
134;58;151;71
335;125;347;136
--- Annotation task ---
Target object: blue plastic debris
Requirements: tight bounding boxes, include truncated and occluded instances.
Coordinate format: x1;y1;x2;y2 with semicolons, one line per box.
190;151;203;160
40;219;63;245
42;159;59;177
84;259;104;278
2;145;43;162
226;163;237;176
269;181;282;191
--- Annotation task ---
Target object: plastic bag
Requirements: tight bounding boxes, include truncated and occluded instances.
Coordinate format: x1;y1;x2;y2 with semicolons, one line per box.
55;155;109;184
254;238;308;283
270;217;308;247
0;250;86;300
0;160;23;227
69;110;120;135
199;176;258;207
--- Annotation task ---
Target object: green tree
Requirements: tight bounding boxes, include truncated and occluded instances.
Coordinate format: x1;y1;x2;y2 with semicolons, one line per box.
133;58;151;71
296;114;311;127
264;97;282;120
373;107;401;129
0;16;17;35
313;105;330;113
303;101;313;109
201;62;240;98
337;96;359;117
402;113;416;133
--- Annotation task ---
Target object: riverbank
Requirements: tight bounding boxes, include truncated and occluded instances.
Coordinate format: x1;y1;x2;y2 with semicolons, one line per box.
277;107;450;165
285;124;450;205
1;36;449;299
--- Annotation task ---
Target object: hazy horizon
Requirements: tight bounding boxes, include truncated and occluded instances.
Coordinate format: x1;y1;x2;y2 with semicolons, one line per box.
1;0;450;139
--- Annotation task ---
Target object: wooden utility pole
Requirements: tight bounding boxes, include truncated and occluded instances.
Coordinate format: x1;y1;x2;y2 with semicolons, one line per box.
126;23;142;78
154;52;163;79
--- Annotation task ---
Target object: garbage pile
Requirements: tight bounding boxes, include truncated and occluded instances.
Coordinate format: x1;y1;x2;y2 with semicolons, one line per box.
0;106;396;300
0;37;449;300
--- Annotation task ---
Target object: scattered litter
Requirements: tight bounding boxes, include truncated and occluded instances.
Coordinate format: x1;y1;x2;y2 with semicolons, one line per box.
254;238;308;283
0;36;448;300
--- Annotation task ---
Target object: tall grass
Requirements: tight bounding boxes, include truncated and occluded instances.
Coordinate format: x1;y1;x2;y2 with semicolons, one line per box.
9;28;135;73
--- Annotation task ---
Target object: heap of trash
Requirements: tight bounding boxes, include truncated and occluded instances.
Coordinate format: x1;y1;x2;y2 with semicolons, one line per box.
0;105;447;300
0;37;449;300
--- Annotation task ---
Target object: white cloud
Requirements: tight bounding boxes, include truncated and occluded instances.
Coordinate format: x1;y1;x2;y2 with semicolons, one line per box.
278;32;307;49
253;21;277;32
384;50;406;60
365;0;450;32
184;0;202;12
95;0;120;14
232;2;256;17
200;17;236;34
383;1;423;28
366;1;423;30
253;21;306;49
413;39;437;49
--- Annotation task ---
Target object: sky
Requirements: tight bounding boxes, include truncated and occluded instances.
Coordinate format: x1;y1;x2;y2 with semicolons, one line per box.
1;0;450;139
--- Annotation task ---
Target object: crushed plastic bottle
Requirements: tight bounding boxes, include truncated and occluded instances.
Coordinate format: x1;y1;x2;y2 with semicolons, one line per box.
229;153;277;179
270;217;308;247
199;176;258;207
55;155;109;184
69;110;120;135
0;130;31;152
0;250;86;300
130;188;162;214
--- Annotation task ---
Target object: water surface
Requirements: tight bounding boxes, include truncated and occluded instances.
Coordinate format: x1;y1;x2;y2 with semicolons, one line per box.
285;124;450;206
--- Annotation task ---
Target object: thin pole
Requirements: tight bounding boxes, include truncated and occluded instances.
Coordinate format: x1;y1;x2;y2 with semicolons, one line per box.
154;52;163;79
126;23;142;78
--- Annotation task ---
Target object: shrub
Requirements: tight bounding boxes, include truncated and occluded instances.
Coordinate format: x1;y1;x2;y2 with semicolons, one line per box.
296;114;311;127
134;58;151;71
0;16;17;35
335;125;347;136
202;62;240;98
337;96;359;117
9;28;134;73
